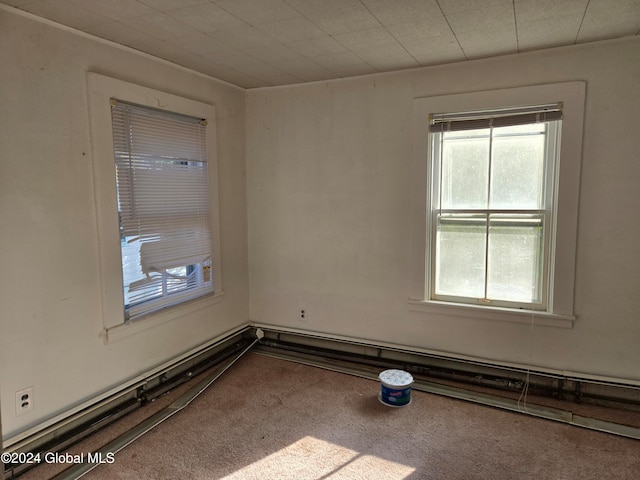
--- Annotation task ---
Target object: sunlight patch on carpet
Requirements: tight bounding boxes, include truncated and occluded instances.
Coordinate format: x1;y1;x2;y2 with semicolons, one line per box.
220;436;415;479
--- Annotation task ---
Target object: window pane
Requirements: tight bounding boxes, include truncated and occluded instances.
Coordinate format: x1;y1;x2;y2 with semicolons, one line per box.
166;266;189;294
490;125;546;209
441;129;489;209
435;214;486;298
121;236;161;307
487;215;543;303
120;235;210;309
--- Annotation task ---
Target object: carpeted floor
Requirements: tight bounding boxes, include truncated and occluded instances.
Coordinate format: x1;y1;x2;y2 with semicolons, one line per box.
19;352;640;479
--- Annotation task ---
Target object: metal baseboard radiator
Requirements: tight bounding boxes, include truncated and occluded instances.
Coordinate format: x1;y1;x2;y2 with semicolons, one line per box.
252;326;640;440
3;327;257;480
4;325;638;479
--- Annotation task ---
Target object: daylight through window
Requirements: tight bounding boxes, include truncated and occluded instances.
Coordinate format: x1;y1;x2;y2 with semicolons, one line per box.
428;105;562;310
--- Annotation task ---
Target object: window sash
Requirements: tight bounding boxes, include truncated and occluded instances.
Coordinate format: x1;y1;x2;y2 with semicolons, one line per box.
432;212;548;308
111;100;214;320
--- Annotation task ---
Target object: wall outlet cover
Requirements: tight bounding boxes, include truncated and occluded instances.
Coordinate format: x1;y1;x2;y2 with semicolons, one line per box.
16;387;34;416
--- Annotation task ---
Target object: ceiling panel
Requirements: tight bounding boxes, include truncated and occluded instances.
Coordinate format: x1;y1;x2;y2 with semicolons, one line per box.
436;0;513;16
256;16;326;43
514;0;589;22
406;36;466;66
515;0;588;50
577;0;640;42
310;51;377;76
164;3;249;33
352;41;420;71
170;32;234;55
19;0;111;30
119;12;196;39
285;35;349;57
272;56;340;81
283;0;362;16
445;4;515;33
213;0;301;25
305;4;381;35
332;26;398;51
386;16;454;44
517;16;583;51
2;0;638;88
196;62;263;88
137;0;208;10
361;0;442;26
456;27;517;58
65;0;156;21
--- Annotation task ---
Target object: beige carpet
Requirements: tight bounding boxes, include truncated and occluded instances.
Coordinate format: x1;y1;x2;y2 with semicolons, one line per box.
19;352;640;479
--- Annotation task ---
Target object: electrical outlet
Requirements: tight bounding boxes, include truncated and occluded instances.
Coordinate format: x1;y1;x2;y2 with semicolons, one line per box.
299;309;308;322
16;387;34;416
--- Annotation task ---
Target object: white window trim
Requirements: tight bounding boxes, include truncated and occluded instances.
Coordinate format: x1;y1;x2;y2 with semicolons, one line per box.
87;73;223;336
409;82;585;327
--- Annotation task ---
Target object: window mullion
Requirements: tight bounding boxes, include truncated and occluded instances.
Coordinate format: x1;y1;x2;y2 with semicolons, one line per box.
483;126;494;301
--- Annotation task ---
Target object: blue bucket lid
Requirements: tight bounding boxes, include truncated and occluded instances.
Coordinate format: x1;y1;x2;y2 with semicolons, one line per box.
378;369;413;387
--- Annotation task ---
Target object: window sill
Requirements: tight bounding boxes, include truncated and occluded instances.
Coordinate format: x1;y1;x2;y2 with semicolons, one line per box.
408;299;574;329
103;291;225;344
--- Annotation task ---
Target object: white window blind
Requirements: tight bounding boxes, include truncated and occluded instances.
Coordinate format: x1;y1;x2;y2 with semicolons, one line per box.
111;99;214;320
429;103;562;132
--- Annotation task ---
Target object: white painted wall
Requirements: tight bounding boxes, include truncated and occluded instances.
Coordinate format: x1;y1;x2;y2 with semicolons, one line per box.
247;37;640;383
1;4;638;445
0;11;248;440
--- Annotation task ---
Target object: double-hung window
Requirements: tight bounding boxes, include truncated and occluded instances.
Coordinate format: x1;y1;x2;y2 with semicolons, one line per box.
428;106;561;310
89;73;222;338
409;83;585;325
111;100;214;321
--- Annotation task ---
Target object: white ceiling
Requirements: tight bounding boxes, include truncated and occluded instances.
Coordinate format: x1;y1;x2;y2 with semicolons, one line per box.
3;0;639;88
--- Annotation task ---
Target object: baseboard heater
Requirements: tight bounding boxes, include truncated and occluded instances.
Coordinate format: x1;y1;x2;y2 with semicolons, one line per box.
4;325;639;479
252;326;640;440
3;326;258;480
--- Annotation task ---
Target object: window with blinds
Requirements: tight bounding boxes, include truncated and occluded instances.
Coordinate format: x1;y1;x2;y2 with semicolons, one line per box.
428;104;562;310
110;100;214;320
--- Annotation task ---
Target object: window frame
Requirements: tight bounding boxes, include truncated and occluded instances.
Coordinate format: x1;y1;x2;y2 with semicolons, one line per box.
428;116;559;311
88;73;223;338
409;83;585;328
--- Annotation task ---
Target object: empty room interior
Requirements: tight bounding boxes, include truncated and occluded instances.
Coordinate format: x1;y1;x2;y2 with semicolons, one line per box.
1;0;640;478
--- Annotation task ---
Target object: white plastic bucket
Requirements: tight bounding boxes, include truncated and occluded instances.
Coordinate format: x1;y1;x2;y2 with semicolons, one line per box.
378;369;413;407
